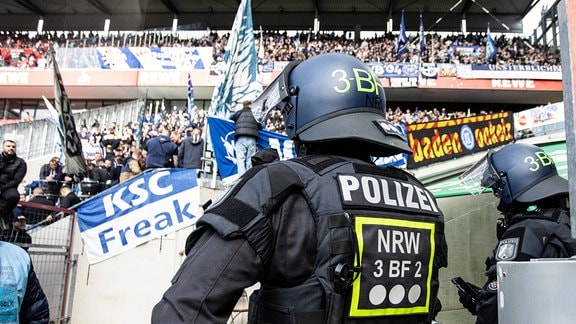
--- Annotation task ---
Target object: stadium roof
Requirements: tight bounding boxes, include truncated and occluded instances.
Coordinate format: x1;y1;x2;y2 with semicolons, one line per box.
0;0;540;34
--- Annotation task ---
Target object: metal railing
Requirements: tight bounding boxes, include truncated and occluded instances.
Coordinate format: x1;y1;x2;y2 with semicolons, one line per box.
0;99;143;161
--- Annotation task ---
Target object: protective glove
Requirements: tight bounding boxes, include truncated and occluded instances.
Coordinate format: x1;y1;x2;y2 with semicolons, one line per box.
457;281;481;315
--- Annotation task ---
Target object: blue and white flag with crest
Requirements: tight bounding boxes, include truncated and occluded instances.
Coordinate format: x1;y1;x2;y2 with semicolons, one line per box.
208;0;262;118
207;117;296;183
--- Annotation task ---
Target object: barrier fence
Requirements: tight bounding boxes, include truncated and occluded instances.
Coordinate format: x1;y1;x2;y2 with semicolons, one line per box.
5;200;77;323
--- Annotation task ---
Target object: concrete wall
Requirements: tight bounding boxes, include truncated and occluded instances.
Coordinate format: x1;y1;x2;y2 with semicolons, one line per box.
66;184;223;324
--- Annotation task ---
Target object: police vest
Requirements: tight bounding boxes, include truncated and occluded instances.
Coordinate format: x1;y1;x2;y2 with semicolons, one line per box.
198;155;447;323
491;208;576;266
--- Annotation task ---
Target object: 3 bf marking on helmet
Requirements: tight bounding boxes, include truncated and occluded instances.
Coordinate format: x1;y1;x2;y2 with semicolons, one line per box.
524;151;554;171
331;68;384;96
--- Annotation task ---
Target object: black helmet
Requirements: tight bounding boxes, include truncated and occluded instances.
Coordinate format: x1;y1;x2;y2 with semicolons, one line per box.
251;53;410;156
459;143;568;205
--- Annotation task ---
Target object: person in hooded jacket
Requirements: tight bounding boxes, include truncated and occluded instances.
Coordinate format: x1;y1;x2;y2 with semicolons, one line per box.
144;128;178;169
178;127;204;174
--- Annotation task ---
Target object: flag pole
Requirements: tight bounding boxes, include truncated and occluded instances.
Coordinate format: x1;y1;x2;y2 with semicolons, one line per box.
49;45;87;178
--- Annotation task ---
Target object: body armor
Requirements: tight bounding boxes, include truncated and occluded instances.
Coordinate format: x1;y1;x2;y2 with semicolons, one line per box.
196;155;447;323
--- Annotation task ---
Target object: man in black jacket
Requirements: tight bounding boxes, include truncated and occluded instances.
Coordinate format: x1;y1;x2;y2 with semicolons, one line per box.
0;140;27;230
230;100;261;176
38;156;67;182
21;187;55;225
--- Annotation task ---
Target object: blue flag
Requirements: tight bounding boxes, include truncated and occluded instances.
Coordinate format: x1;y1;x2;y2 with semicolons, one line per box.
207;117;296;183
208;0;262;118
397;10;408;60
187;73;195;125
419;14;426;55
485;24;497;62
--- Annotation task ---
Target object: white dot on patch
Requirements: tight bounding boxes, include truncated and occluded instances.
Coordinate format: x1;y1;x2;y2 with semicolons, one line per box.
408;284;422;303
368;285;387;305
389;285;406;305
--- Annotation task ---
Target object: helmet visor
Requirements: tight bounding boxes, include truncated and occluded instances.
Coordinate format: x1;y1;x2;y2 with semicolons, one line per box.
459;151;500;196
251;61;300;123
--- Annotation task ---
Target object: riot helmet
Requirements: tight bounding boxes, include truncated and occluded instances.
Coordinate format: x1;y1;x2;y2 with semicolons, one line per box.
251;53;411;157
459;143;568;205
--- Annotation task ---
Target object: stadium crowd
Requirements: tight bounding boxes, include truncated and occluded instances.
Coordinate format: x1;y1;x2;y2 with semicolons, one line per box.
0;28;539;204
1;29;562;69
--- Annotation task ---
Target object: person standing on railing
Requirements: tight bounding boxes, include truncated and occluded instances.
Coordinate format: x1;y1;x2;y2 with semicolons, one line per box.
0;140;27;231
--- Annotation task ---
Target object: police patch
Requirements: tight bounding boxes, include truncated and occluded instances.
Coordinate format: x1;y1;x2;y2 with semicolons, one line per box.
349;216;435;317
495;238;519;261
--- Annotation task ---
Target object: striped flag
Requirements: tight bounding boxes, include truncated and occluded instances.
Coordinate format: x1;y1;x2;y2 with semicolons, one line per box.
187;73;195;125
50;47;87;176
397;10;408;60
485;23;497;62
258;26;265;60
419;14;426;55
208;0;262;118
135;97;146;148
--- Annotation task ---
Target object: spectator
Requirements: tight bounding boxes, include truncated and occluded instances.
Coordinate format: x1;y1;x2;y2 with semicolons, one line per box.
21;187;55;225
81;159;109;195
44;184;82;224
103;159;120;187
0;215;32;251
57;184;81;209
0;241;50;323
38;156;69;182
0;140;27;230
121;148;143;172
119;159;143;183
177;127;204;174
93;152;105;168
103;144;115;162
144;128;178;169
230;100;261;176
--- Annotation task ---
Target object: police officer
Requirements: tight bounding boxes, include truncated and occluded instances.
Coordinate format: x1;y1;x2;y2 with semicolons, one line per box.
0;241;50;323
152;53;448;324
457;142;576;323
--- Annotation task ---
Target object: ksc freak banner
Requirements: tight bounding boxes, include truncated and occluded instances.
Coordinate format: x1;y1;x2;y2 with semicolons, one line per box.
76;168;202;264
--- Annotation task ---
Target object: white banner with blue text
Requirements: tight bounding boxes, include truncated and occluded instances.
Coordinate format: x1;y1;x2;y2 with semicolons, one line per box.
76;168;202;264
